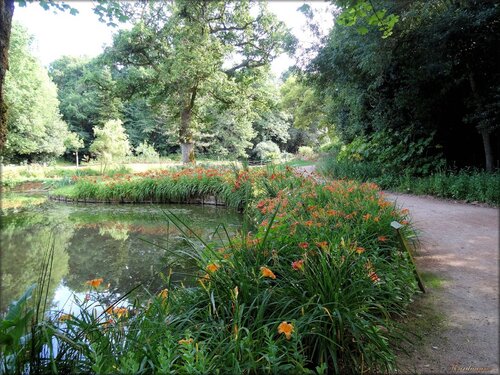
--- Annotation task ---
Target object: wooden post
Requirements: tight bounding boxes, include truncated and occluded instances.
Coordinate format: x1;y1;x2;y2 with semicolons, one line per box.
391;221;426;293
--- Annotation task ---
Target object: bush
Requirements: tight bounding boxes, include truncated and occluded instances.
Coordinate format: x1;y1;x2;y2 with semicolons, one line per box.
253;141;281;161
297;146;316;159
135;140;160;162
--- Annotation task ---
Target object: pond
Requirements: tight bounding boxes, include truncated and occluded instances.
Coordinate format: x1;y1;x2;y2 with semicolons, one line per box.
0;196;242;314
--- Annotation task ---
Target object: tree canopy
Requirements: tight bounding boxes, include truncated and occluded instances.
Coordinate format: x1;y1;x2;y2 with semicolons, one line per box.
104;0;295;162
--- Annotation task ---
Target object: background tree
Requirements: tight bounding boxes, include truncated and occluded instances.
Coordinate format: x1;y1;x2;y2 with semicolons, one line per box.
0;0;130;151
64;132;84;167
89;119;130;173
49;56;123;155
105;0;294;163
2;22;69;162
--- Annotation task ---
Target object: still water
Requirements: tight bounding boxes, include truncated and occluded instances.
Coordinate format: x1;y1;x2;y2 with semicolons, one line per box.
1;198;242;314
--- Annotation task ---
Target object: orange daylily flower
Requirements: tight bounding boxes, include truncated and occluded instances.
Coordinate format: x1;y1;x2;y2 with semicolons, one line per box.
356;247;365;254
278;321;294;340
112;307;129;318
260;266;276;279
377;236;388;242
363;213;371;221
369;272;380;283
206;263;219;273
298;242;309;249
316;241;328;250
292;259;304;271
85;278;103;288
158;288;168;299
58;314;72;322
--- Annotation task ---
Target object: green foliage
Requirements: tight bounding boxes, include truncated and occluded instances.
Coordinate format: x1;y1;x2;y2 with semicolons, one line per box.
321;157;500;205
253;141;281;162
297;146;315;160
3;23;69;162
134;140;159;161
49;56;124;155
335;0;399;38
280;74;330;151
89;119;131;173
105;1;294;161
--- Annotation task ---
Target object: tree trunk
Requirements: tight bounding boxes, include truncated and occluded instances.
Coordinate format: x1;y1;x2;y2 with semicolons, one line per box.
0;0;15;151
75;150;79;168
479;128;493;172
180;142;195;164
179;88;197;164
468;71;494;172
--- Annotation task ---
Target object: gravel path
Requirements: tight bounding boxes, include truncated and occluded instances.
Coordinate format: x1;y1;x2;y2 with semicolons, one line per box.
385;192;499;374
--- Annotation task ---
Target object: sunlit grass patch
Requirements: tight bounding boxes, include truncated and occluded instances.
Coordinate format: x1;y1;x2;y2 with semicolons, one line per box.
1;193;47;211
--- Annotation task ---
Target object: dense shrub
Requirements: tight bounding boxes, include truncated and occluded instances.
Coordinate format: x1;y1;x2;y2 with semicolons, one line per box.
297;146;315;159
253;141;281;161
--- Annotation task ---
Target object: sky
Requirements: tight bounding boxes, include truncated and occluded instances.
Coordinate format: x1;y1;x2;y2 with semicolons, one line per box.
13;1;334;77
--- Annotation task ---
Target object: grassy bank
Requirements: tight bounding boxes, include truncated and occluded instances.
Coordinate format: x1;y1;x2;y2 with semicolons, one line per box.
320;158;500;206
1;166;419;374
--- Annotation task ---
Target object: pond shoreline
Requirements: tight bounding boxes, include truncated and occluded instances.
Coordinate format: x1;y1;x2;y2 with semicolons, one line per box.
48;194;228;206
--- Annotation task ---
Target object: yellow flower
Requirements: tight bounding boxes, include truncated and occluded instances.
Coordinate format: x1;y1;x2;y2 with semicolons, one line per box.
260;266;276;279
278;321;293;340
206;263;219;273
158;288;168;299
85;278;103;288
58;314;72;322
178;338;194;345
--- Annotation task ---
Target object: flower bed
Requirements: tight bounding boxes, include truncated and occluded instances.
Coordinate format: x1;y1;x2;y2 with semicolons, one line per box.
3;166;418;374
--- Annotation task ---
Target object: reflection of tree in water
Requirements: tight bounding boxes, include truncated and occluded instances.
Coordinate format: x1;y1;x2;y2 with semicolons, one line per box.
63;226;205;299
0;212;73;312
1;203;242;309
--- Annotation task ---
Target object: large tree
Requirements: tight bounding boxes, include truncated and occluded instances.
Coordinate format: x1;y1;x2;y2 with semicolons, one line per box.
2;23;69;162
105;0;294;163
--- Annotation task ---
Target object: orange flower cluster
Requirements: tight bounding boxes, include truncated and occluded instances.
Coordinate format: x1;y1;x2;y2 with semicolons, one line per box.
178;338;194;345
58;314;72;322
105;306;129;318
158;288;169;299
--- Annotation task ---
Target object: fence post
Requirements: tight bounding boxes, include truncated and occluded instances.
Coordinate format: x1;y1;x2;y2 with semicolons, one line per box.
391;221;426;293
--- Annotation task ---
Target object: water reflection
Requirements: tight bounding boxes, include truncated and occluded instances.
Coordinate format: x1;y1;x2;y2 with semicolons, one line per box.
1;200;242;313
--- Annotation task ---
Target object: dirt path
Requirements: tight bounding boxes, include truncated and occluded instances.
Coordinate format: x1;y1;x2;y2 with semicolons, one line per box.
295;165;498;373
385;192;499;374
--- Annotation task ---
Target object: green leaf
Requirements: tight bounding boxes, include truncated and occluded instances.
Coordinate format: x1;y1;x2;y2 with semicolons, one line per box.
357;26;369;35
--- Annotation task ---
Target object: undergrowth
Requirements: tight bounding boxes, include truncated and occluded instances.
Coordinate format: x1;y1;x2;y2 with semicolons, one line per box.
320;158;500;205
